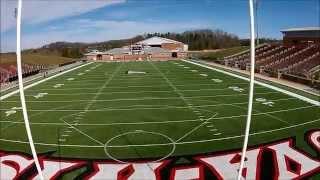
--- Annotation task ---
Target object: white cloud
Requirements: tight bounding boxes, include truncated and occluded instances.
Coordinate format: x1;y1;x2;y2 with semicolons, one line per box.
1;19;211;52
0;0;125;33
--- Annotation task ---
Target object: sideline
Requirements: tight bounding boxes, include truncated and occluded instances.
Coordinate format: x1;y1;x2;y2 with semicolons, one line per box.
182;60;320;106
206;61;320;97
0;62;93;101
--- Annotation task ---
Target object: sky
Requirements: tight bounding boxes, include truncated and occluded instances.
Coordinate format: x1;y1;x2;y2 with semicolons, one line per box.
1;0;319;53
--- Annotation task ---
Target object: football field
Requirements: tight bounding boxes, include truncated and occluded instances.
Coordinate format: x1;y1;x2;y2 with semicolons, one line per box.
0;60;319;161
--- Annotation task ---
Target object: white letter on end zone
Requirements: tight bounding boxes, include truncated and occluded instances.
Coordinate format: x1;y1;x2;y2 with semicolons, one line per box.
267;140;320;179
0;154;34;179
32;159;84;180
88;161;168;180
196;148;262;180
170;166;204;180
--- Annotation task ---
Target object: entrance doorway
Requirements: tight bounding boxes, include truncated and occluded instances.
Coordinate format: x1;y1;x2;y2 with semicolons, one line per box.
172;52;178;58
97;54;102;60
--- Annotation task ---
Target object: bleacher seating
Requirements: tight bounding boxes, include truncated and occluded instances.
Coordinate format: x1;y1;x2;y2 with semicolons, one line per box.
224;44;271;67
288;51;320;78
256;46;300;67
0;65;17;83
223;43;320;81
266;44;319;72
0;64;46;84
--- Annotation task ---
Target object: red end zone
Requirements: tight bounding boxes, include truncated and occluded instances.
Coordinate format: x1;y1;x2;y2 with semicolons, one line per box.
0;130;319;180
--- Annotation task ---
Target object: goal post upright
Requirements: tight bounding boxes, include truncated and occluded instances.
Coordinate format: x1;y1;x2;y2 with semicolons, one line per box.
15;0;44;179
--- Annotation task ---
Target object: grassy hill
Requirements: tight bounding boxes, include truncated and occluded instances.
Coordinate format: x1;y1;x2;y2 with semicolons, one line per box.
189;46;249;61
0;52;74;65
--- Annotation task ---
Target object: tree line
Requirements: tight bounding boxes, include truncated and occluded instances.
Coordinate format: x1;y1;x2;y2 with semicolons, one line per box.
35;29;279;58
144;29;240;50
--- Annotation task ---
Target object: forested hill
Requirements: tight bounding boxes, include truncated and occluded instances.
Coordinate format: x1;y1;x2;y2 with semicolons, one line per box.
24;29;278;58
22;29;240;58
145;29;240;50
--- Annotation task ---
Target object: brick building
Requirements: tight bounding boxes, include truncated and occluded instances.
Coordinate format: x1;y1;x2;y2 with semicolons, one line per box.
281;27;320;46
84;36;188;61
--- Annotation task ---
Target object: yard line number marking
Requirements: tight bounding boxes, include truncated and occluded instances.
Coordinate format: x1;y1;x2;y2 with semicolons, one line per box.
33;92;48;99
256;97;275;107
5;107;22;117
53;84;64;88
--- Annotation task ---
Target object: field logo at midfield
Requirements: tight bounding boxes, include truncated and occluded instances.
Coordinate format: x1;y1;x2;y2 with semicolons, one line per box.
0;130;319;179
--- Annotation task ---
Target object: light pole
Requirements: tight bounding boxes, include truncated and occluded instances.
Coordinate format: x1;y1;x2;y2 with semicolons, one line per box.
255;0;259;45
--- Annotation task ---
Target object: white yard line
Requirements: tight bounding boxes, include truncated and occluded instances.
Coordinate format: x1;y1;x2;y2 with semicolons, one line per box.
177;118;320;145
182;60;320;106
149;61;196;109
17;86;267;96
0;102;81;132
57;63;123;145
25;82;250;91
257;111;291;125
61;119;104;146
175;113;218;142
83;63;123;112
0;104;314;126
0;118;201;126
1;118;319;148
2;91;281;103
1;60;318;151
0;62;93;101
0;97;296;112
228;102;292;125
47;77;166;83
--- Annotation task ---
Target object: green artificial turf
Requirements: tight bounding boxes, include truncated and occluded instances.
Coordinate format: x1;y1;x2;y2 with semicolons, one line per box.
0;60;319;163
